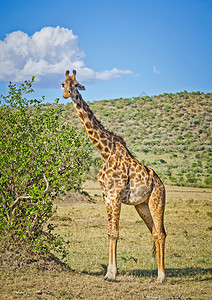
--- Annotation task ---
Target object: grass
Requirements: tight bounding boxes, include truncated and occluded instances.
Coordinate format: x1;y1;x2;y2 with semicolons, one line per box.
0;181;211;299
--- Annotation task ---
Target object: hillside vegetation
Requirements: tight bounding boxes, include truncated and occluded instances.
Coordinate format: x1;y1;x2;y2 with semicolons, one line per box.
58;91;211;188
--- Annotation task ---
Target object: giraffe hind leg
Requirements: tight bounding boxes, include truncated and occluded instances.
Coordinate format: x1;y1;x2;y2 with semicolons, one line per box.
135;200;166;283
148;186;166;283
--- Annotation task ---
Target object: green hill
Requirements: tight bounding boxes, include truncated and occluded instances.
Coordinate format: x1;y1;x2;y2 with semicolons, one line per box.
58;91;212;188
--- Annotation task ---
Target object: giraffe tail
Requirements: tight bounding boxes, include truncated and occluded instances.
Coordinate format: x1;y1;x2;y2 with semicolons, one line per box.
152;241;156;257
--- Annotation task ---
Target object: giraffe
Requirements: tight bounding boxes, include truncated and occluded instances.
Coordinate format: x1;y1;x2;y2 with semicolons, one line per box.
61;70;166;283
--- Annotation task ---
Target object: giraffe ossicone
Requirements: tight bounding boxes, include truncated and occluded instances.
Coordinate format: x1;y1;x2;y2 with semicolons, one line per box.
61;70;166;283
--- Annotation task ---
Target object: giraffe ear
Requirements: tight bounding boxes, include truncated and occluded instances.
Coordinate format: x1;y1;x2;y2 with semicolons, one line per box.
76;83;86;91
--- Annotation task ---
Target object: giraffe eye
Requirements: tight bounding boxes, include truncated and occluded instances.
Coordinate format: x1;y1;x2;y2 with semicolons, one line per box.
61;83;65;89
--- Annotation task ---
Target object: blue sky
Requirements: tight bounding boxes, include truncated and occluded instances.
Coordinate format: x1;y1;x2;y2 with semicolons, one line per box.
0;0;211;103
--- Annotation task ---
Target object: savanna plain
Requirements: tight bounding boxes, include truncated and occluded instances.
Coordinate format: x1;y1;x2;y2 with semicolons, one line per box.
0;180;211;299
1;91;211;299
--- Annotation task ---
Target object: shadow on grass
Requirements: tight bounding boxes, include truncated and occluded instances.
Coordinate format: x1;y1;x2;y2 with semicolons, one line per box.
127;267;212;280
81;264;212;281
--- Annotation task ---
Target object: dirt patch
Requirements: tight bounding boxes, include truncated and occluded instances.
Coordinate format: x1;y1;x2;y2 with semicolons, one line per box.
54;189;94;206
0;242;69;273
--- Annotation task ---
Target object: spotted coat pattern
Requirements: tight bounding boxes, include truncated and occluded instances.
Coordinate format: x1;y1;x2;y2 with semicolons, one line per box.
61;70;166;283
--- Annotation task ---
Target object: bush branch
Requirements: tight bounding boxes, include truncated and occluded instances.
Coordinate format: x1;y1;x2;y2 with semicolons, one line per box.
43;174;49;193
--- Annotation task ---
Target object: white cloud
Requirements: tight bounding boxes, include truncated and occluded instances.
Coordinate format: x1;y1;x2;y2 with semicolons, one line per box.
0;26;133;86
153;65;160;74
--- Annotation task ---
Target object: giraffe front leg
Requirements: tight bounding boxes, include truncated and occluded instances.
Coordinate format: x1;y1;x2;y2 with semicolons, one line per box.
104;236;118;282
104;197;121;282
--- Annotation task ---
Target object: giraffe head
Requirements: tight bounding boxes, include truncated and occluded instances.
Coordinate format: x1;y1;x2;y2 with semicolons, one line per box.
61;70;85;99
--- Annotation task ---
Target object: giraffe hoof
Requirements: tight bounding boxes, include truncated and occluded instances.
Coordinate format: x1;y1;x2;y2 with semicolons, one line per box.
157;272;165;284
104;276;117;282
157;279;165;284
104;267;117;282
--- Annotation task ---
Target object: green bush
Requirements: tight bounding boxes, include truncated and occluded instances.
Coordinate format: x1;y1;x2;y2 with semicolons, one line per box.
204;176;212;187
0;78;92;257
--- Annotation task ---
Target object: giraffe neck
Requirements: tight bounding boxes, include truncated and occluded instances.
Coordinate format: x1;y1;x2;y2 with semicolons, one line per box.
71;90;117;161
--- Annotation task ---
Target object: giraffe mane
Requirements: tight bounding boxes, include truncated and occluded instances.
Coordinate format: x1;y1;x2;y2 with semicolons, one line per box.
81;99;127;147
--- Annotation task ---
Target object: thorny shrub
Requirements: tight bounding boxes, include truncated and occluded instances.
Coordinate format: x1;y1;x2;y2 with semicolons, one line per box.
0;78;92;259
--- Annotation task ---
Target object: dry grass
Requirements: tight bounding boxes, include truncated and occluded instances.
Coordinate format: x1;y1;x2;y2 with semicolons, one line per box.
0;181;211;299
